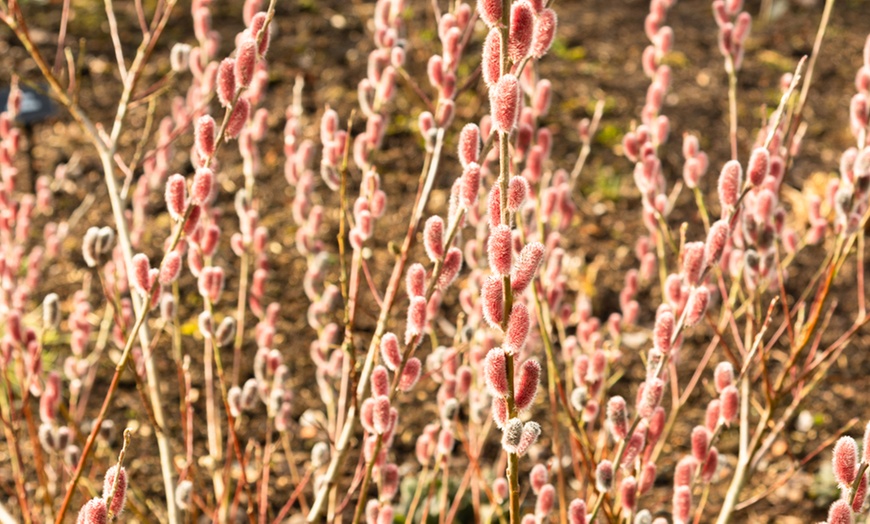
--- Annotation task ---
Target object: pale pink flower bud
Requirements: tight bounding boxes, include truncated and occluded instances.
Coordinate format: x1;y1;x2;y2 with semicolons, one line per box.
102;465;127;516
235;39;257;88
639;462;657;494
508;1;534;62
217;58;236;107
227;98;251;139
718;160;742;208
477;0;502;28
653;308;674;354
507;176;528;213
481;275;504;328
488;225;513;276
530;464;548;494
132;254;151;295
191;167;214;205
747;147;770;186
484;347;508;397
380;333;402;371
492;395;508;428
249;12;271;55
705;220;730;265
159;251;182;284
165;174;187;221
685;286;710;326
622;429;645;467
502;417;523;453
459;124;481;167
706;400;721;431
372;365;390;397
517;421;541;456
488;184;502;228
691;426;710;462
406;263;426;298
438;428;455;456
512;242;545;293
620;476;637;511
381;464;399;501
719;385;738;426
196;115;216;159
596;460;614;492
568;499;586;524
399;357;422;391
638;377;664;418
405;296;427;344
531;9;557;59
372;395;391;435
424;216;444;262
77;497;108;524
714;362;734;393
438;247;463;289
482;29;502;88
462;162;481;209
490;74;521;133
505;303;530;354
535;483;555;517
608;396;628;439
675;456;697;487
828;500;853;524
672;485;692;524
834;436;859;486
515;358;540;411
682;241;706;286
702;447;719;483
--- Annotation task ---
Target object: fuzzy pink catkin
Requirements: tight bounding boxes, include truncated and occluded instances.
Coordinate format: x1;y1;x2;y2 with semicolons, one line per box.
512;242;545;293
372;395;391;435
481;29;502;88
691;426;710;462
132;253;151;295
535;483;555;517
718;159;743;208
515;358;540;411
227;98;251;140
834;436;859;486
714;362;734;393
165;174;187;221
380;333;402;371
681;241;706;286
424;216;445;262
477;0;503;27
249;12;271;55
458;124;481;167
502;418;524;453
639;462;657;494
828;500;854;524
196;115;216;159
702;447;719;483
530;464;548;494
102;465;127;516
705;220;730;265
596;460;614;492
531;8;557;58
490;74;521;133
462;162;481;209
235;39;258;88
653;308;674;354
607;396;628;439
399;357;422;391
568;499;586;524
507;176;528;213
492;396;508;428
673;485;692;524
159;251;182;285
481;275;504;328
685;286;710;326
406;263;426;298
620;476;637;511
488;224;513;276
191;167;214;205
77;498;108;524
719;385;738;426
508;1;535;62
517;421;541;456
371;365;389;397
505;302;530;353
484;347;509;397
638;377;664;418
405;296;427;343
706;400;721;432
747;147;770;186
217;58;236;107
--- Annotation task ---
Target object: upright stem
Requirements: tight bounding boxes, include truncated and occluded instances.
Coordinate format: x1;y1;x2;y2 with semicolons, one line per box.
727;66;738;161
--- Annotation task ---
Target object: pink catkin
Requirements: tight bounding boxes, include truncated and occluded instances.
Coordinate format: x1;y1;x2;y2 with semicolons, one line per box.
492;396;508;428
638;377;664;418
747;147;770;186
484;347;509;397
684;286;710;326
691;426;710;462
596;460;614;492
706;400;721;432
405;296;427;343
477;0;502;27
159;251;182;285
702;447;718;483
380;333;402;370
490;74;521;133
502;418;523;453
568;499;586;524
516;421;541;456
76;498;108;524
423;216;445;261
371;365;389;397
481;275;504;328
165;174;187;221
828;500;853;524
195;116;216;159
249;12;271;55
653;308;674;354
673;485;692;524
718;160;742;208
406;263;426;298
462;162;481;209
399;357;422;391
639;462;656;494
719;385;739;426
512;242;545;293
535;483;555;516
102;465;127;516
607;396;628;439
705;220;730;265
458;124;481;167
372;395;391;434
619;476;637;511
438;247;463;289
529;464;548;494
482;29;502;87
217;58;236;107
488;224;513;276
235;39;258;88
226;98;251;139
505;302;530;353
714;362;734;392
507;176;528;213
508;1;535;62
191;167;214;205
833;436;859;486
132;254;151;295
681;241;706;286
531;8;557;58
514;358;540;411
